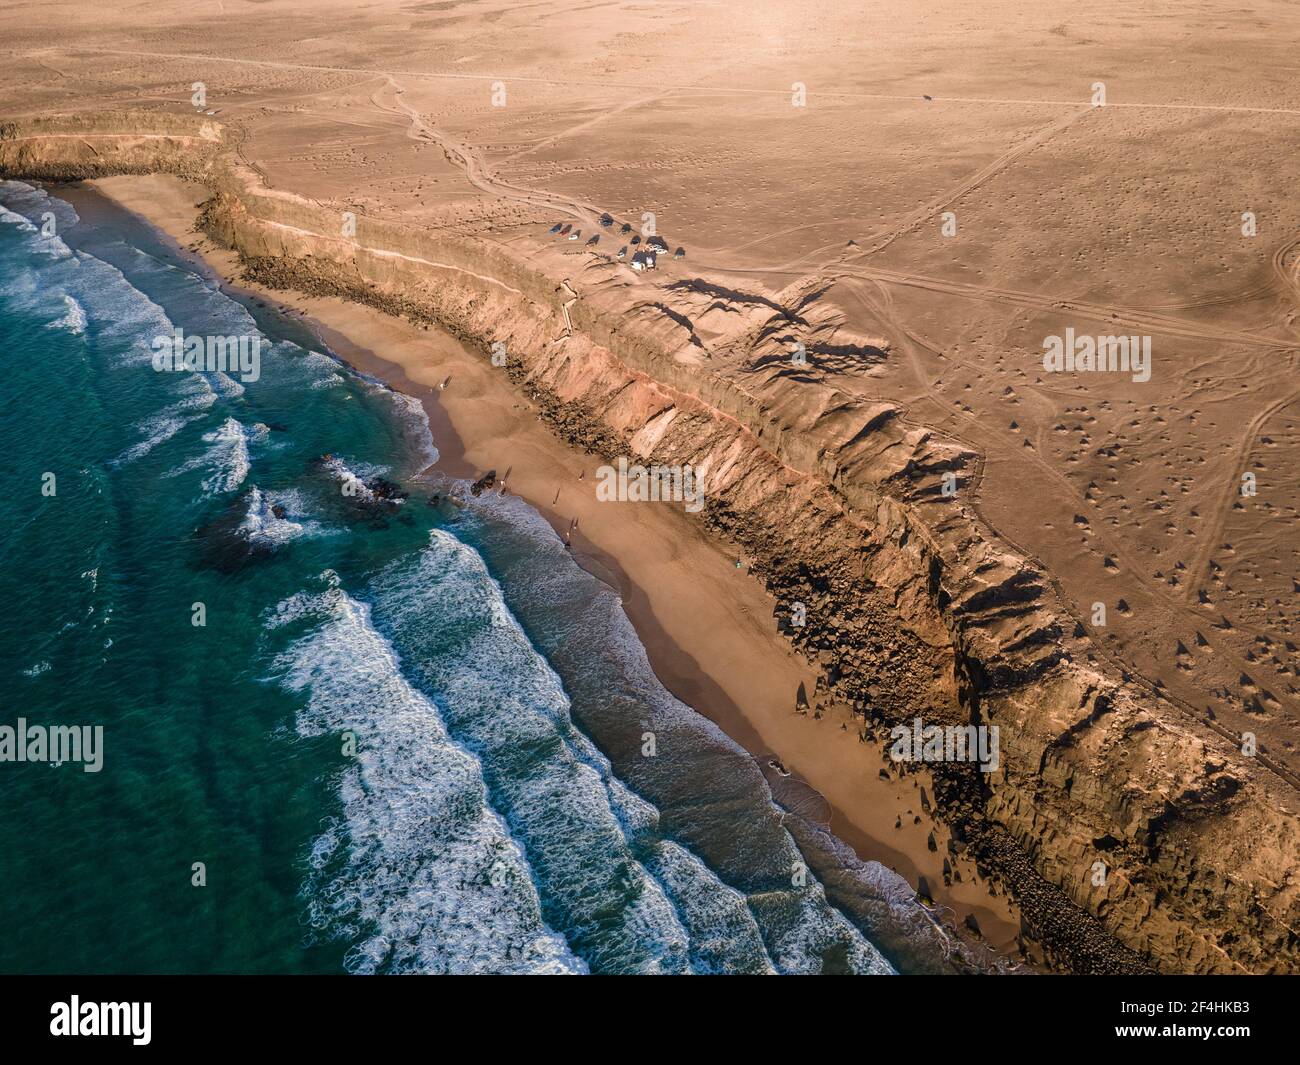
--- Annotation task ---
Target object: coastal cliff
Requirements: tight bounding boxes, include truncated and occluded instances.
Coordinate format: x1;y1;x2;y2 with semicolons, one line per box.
5;111;1296;974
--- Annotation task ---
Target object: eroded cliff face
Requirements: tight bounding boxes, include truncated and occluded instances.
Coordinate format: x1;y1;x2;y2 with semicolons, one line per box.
0;112;223;180
5;112;1296;974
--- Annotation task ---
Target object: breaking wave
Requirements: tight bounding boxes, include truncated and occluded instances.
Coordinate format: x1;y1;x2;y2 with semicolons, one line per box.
267;581;583;975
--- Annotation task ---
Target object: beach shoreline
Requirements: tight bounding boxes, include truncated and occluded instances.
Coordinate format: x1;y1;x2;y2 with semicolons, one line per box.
5;0;1297;975
85;172;1028;965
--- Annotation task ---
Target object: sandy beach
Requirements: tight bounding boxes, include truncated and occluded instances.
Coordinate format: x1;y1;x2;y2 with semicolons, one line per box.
5;0;1300;976
91;171;1025;958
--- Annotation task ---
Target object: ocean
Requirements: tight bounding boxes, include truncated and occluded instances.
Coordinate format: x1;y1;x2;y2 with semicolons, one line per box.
0;179;934;975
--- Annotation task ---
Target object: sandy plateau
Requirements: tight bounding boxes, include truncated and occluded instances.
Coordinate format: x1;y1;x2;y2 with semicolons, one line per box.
1;0;1297;973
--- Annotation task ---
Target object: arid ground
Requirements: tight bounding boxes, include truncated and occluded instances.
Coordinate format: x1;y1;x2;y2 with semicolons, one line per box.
3;0;1297;971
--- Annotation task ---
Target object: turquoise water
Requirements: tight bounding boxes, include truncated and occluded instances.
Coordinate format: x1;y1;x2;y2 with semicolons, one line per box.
0;180;909;975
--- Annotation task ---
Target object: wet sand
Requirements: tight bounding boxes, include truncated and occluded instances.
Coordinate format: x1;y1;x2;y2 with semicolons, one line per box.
91;172;1028;962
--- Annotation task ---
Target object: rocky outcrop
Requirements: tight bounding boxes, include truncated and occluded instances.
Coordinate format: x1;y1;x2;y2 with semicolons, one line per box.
5;111;1296;973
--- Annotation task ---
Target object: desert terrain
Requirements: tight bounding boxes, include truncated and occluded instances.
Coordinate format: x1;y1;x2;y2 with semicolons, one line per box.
2;0;1297;973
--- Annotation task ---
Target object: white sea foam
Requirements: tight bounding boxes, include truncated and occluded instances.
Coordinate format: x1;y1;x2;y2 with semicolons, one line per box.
0;199;74;260
289;348;346;391
237;486;330;547
173;389;219;414
47;294;87;335
364;529;723;973
380;387;439;469
318;455;397;504
0;180;81;230
602;773;777;974
110;410;203;467
46;250;177;357
198;417;261;494
206;371;246;399
118;380;220;472
445;491;897;974
44;239;257;398
267;583;583;975
0;204;36;233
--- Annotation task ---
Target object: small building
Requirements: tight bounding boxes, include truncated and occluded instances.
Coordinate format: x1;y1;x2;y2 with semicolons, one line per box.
599;213;613;228
647;235;669;253
617;246;627;259
560;223;571;235
673;247;685;259
586;234;599;246
568;229;581;241
549;223;563;234
630;250;648;271
630;234;641;245
620;223;632;235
